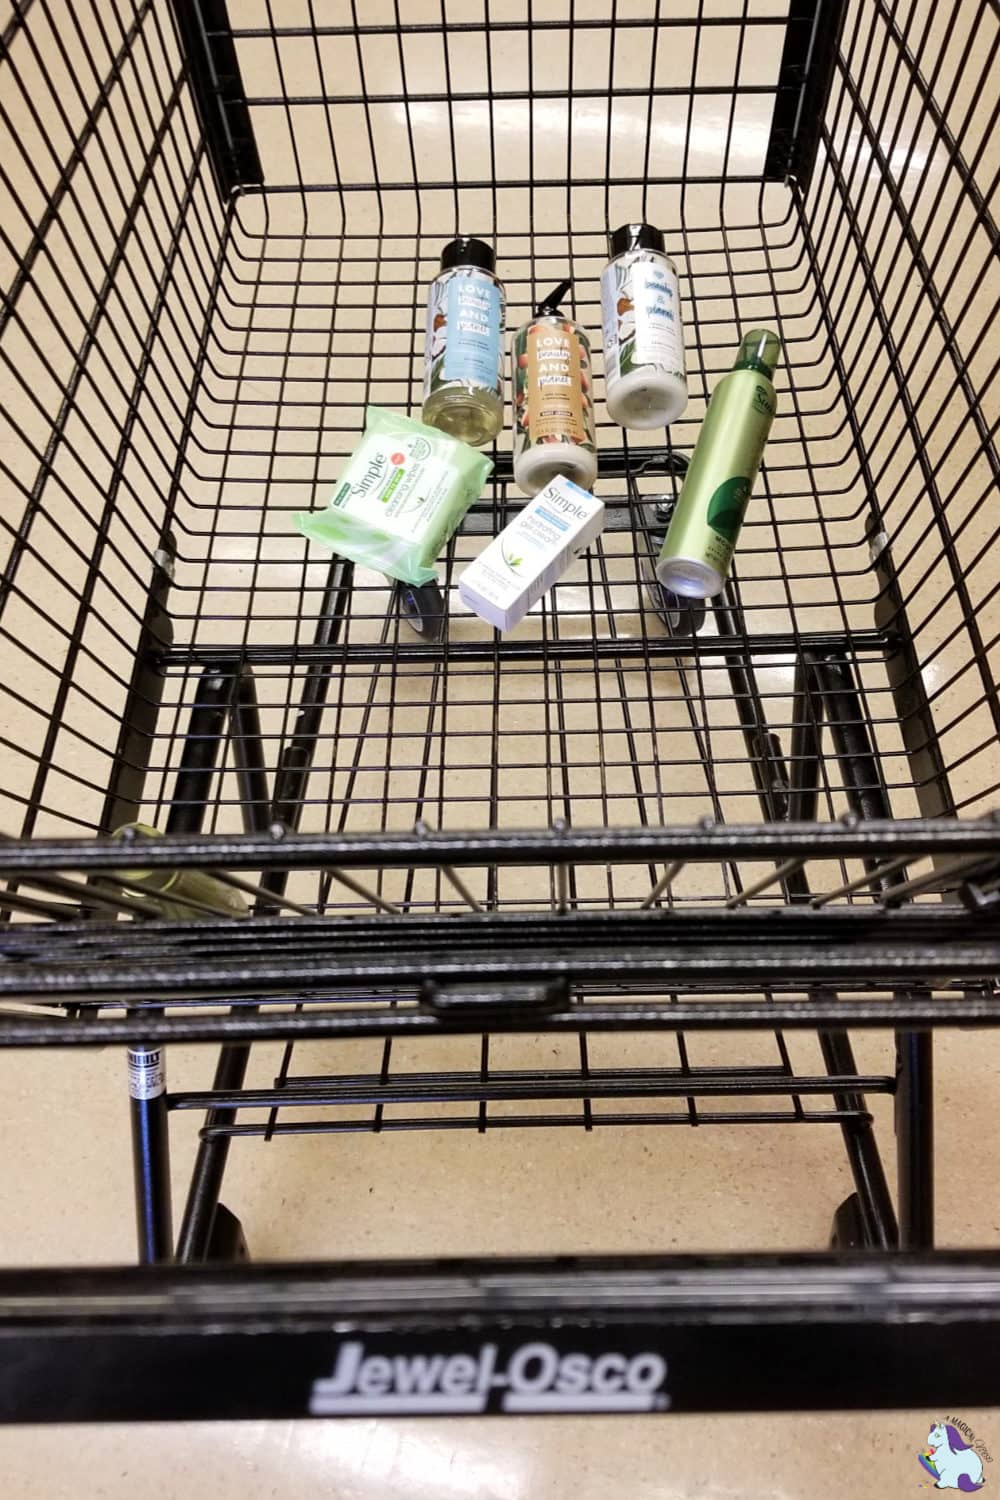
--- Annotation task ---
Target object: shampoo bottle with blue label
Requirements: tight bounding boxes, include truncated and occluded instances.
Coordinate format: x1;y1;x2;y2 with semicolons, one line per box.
422;236;505;447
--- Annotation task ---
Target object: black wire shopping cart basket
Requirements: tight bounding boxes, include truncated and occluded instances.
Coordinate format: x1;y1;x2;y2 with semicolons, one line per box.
1;0;999;1423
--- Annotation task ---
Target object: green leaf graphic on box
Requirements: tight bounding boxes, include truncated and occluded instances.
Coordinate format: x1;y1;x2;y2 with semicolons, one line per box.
707;476;752;543
619;337;636;375
502;547;523;572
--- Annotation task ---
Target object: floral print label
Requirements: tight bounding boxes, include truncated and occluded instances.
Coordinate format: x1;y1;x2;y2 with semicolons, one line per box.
601;250;684;386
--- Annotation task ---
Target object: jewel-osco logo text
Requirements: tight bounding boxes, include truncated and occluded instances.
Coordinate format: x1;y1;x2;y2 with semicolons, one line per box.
309;1339;670;1415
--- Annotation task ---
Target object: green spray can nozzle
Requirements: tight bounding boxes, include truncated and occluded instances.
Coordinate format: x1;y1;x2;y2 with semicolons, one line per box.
732;328;781;378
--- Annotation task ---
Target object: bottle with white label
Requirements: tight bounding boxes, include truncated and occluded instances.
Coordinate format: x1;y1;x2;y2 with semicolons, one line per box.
422;236;505;447
601;222;687;430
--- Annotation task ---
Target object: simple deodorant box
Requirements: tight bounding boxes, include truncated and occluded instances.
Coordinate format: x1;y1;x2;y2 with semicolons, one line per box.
459;475;605;632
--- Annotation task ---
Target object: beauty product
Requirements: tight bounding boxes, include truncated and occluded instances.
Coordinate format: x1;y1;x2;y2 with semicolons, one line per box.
422;236;505;447
458;475;605;632
601;222;687;430
111;824;248;919
656;329;780;599
294;405;492;586
512;279;598;497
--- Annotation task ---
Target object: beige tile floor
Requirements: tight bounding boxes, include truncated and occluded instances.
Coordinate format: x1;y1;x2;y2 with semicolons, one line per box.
1;0;999;1495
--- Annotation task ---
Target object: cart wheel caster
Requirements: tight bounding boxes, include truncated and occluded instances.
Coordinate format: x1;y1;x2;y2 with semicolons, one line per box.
207;1203;250;1262
830;1192;868;1250
397;580;445;640
641;557;706;636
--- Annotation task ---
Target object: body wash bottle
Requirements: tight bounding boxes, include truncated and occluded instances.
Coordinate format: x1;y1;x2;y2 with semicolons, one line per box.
512;279;598;496
656;329;780;599
422;236;505;447
601;222;687;430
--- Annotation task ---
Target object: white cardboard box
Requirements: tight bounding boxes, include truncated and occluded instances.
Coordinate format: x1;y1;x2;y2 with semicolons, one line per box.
458;476;605;632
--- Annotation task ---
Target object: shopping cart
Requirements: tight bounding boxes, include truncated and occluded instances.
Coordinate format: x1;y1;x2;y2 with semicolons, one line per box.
1;0;999;1424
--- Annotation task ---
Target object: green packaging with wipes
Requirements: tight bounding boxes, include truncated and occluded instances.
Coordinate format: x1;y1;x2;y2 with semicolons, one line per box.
294;406;492;585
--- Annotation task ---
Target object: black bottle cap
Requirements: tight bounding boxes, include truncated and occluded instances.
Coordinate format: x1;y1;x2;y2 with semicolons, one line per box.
609;222;666;257
440;236;496;274
534;279;573;317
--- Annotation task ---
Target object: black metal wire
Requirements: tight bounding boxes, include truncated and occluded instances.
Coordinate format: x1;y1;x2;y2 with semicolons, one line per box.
0;0;997;1150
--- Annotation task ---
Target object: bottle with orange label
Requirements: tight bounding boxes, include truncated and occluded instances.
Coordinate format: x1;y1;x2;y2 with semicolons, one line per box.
511;280;598;497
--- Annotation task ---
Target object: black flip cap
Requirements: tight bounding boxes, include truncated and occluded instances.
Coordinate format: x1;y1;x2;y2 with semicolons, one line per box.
534;279;573;317
440;236;496;273
609;222;666;257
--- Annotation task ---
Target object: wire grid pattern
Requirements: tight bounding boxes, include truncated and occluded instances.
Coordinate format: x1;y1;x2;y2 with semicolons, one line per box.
0;0;996;1139
0;0;225;838
809;0;1000;814
148;208;907;872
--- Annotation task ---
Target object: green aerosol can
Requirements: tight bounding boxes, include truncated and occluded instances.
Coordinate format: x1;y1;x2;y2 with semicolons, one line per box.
656;329;780;598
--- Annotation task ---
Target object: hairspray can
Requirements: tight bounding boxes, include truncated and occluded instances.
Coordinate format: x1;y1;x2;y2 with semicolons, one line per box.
656;329;780;598
111;823;248;918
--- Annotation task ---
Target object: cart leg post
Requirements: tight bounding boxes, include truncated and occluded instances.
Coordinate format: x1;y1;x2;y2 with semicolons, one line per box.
165;666;235;835
713;616;900;1249
712;591;789;821
788;656;896;1246
177;561;353;1263
231;668;271;827
175;670;273;1263
98;539;178;1262
810;652;935;1249
128;1045;172;1264
175;681;329;1260
787;655;822;824
99;535;175;837
124;663;236;1263
896;1028;934;1249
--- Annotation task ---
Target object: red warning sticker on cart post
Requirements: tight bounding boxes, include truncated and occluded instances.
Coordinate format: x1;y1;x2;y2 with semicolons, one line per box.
127;1046;165;1100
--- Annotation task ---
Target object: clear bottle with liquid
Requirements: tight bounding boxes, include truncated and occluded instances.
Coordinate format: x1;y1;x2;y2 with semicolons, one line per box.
422;236;505;447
